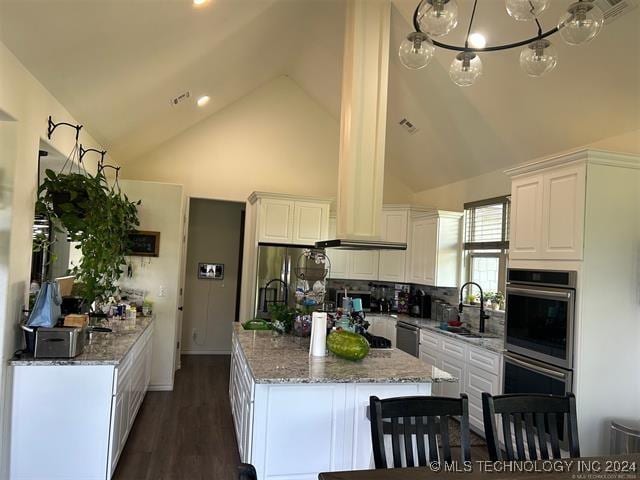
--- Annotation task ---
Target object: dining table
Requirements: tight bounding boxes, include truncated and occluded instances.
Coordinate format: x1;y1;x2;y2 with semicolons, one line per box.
318;454;640;479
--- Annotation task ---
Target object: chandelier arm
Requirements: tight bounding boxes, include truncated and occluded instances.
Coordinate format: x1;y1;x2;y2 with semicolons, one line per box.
464;0;480;48
429;26;559;52
412;1;421;32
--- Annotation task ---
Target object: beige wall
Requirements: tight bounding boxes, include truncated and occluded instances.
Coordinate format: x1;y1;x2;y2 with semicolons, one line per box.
0;41;107;475
181;199;243;354
120;75;413;204
413;129;640;211
118;180;184;390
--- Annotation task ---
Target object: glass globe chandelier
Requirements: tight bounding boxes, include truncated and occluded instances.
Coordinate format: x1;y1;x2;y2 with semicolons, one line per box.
399;0;605;86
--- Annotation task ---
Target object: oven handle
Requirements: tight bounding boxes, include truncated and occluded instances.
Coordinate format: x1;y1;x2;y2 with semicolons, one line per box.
507;286;572;299
505;354;567;381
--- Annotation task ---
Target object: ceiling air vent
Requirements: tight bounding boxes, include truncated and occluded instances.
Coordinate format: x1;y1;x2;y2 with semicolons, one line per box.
399;117;418;134
593;0;637;22
169;91;191;107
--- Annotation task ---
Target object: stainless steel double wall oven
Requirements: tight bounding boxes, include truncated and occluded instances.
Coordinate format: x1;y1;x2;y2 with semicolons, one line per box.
503;268;577;397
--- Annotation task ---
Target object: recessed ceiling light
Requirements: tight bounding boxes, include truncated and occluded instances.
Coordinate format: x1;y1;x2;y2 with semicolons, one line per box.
468;33;487;49
196;95;210;107
193;0;208;5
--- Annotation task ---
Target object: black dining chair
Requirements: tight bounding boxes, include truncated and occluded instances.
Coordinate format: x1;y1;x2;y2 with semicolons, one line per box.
369;394;471;469
238;463;257;480
482;392;580;461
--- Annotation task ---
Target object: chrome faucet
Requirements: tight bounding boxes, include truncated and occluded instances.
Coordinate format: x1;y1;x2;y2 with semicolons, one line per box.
459;282;490;333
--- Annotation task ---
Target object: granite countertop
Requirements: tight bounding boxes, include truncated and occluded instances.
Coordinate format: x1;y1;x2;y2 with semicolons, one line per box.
233;324;456;385
373;314;505;353
10;316;153;366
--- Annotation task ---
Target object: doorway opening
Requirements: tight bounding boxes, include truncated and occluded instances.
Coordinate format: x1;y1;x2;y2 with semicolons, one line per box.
180;198;245;355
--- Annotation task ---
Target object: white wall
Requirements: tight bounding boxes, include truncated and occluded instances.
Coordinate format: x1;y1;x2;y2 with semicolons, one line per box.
182;199;243;354
118;180;184;390
120;75;413;204
0;41;107;477
412;130;640;211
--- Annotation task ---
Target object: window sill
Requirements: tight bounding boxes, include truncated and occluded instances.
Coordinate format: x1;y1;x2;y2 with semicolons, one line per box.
462;303;505;314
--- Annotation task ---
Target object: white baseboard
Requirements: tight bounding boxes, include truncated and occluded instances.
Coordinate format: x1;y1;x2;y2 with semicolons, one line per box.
148;384;174;392
182;349;231;355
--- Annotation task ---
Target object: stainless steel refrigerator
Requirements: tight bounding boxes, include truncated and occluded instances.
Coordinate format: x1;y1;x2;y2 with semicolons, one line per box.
254;245;309;318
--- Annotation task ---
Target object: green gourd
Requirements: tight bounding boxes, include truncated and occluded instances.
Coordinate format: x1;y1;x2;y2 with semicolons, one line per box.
327;330;370;361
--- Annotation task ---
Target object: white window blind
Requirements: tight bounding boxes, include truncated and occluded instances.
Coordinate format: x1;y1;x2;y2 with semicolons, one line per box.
463;196;510;250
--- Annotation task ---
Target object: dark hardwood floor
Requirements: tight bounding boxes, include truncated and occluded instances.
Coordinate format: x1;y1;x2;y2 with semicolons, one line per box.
114;355;488;480
113;355;240;480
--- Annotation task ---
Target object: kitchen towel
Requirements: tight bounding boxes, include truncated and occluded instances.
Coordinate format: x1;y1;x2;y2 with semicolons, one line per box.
309;312;327;357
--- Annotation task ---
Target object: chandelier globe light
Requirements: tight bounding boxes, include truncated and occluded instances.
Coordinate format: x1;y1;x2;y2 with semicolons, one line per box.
401;0;605;86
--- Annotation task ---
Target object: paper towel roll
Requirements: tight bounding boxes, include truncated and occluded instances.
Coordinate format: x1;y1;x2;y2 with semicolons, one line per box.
309;312;328;357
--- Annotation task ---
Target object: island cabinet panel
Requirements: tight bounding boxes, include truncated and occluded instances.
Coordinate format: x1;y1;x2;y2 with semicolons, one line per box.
229;327;440;480
9;320;153;480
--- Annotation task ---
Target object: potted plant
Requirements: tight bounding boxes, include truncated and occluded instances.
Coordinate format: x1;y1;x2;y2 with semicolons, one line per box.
268;303;297;334
36;167;141;311
465;293;477;305
493;291;505;310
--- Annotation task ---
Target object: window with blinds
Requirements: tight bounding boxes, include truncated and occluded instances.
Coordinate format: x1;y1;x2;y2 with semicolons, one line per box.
463;196;510;251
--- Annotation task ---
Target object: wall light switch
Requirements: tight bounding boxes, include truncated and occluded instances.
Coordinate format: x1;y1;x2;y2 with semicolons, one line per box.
159;286;166;297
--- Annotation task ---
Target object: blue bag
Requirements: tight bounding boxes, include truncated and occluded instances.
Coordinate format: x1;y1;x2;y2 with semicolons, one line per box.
27;281;62;328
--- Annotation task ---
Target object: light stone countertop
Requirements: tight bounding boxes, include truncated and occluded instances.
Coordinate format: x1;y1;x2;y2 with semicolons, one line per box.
372;314;505;353
233;324;456;385
10;316;153;366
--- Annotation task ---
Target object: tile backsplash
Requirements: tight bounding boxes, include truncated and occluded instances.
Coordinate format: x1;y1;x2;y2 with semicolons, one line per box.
327;279;505;337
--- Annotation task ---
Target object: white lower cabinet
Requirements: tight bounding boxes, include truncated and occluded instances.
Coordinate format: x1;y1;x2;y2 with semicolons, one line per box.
418;329;502;435
10;323;154;480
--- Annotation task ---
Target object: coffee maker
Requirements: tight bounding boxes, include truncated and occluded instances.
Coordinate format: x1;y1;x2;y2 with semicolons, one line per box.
409;291;431;318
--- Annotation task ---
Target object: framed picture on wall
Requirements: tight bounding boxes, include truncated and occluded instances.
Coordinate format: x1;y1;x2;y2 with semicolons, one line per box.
127;231;160;257
198;263;224;280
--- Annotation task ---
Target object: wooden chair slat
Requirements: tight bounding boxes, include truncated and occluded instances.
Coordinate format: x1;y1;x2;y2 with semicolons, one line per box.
535;412;550;460
547;412;561;459
502;413;515;460
391;417;403;467
426;415;438;463
524;413;537;460
415;416;427;467
403;417;414;467
513;413;526;459
440;416;452;463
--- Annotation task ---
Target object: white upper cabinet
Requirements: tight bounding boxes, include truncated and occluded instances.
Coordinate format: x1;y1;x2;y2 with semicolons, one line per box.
349;250;380;280
292;200;330;245
325;217;348;279
407;212;462;288
378;208;409;283
253;193;330;245
508;161;586;261
540;164;586;260
259;198;294;243
509;174;543;259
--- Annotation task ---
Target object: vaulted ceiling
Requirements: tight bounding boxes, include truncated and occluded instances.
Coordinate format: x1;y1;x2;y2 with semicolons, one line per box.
1;0;638;192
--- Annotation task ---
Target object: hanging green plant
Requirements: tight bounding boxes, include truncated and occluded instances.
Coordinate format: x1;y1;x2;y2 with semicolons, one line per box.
36;167;141;310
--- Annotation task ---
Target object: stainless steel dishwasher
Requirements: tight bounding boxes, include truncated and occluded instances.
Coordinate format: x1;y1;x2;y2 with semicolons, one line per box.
395;321;420;357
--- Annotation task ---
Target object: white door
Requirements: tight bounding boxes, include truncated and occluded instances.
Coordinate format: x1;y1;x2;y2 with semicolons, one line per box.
408;219;427;283
509;174;544;260
292;201;329;245
379;211;408;282
540;164;586;260
422;218;438;286
258;198;294;243
349;251;379;280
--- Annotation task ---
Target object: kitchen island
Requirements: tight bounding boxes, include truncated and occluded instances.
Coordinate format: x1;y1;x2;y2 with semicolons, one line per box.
8;316;154;480
230;324;455;480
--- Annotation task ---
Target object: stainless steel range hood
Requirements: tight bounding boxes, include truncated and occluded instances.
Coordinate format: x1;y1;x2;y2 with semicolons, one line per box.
315;238;406;251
